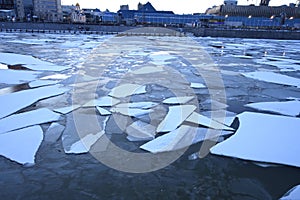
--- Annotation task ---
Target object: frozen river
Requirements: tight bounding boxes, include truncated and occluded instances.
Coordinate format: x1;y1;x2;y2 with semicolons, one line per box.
0;30;300;199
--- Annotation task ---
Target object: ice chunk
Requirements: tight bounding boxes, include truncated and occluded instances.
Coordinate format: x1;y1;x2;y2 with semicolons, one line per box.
210;112;300;168
163;96;195;105
202;99;228;110
126;121;156;141
157;105;196;132
245;100;300;117
29;80;59;88
44;123;65;143
149;51;176;65
109;84;146;98
0;108;60;134
40;74;71;80
141;125;232;153
190;82;206;89
202;110;236;127
116;102;158;109
83;96;120;107
130;66;164;74
53;105;81;114
186;112;234;131
0;84;68;119
65;131;105;154
0;125;43;165
0;69;40;85
110;107;153;117
96;106;111;115
242;71;300;88
0;53;70;72
280;185;300;200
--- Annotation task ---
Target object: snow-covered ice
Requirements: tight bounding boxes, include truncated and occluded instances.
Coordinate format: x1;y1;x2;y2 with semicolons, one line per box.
210;112;300;168
0;85;68;119
157;105;196;133
0;125;43;165
245;100;300;117
0;108;60;134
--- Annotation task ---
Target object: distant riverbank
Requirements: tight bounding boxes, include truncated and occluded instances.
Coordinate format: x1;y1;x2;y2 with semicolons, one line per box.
1;22;300;40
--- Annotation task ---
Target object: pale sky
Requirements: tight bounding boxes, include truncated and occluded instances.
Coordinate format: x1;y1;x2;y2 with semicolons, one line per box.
61;0;296;14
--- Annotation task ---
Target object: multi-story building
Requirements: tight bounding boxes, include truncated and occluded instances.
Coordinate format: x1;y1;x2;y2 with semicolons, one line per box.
33;0;62;22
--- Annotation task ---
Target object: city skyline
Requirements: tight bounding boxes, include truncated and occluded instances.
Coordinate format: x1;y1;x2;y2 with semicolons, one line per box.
61;0;296;14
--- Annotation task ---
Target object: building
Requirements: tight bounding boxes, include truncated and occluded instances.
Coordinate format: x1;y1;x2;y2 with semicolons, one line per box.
0;0;14;9
70;3;85;23
33;0;62;22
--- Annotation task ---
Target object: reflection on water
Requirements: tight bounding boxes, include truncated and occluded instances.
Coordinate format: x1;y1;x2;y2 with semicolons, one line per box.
0;83;30;95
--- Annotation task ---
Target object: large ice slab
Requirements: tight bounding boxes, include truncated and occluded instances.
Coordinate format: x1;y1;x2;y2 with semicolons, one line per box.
186;112;234;131
0;108;60;134
141;125;233;153
0;84;68;119
280;185;300;200
157;105;196;133
109;84;146;98
163;96;194;105
0;125;43;165
0;53;70;72
242;71;300;88
210;112;300;168
245;100;300;117
0;69;40;85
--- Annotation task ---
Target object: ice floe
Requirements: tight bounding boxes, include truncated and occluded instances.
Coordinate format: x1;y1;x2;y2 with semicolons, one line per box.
163;96;195;105
126;120;156;141
280;185;300;200
185;112;234;131
0;125;43;165
0;85;68;119
53;105;81;114
190;82;206;89
157;105;196;133
141;125;233;153
44;123;65;143
210;112;300;168
0;53;70;72
130;66;164;74
83;96;120;107
242;71;300;88
29;80;59;88
115;102;158;109
0;69;40;85
0;108;60;134
96;106;111;116
245;100;300;117
109;84;147;98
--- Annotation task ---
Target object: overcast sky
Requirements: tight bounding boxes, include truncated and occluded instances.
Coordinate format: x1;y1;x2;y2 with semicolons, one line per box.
61;0;296;14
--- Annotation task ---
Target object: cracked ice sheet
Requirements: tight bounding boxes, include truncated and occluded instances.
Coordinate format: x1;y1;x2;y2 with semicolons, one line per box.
0;108;60;134
0;69;40;85
245;100;300;117
126;120;156;141
108;84;147;98
0;53;70;72
210;112;300;168
280;185;300;200
242;71;300;88
140;125;233;153
163;96;195;105
0;84;69;119
157;105;196;133
0;125;43;165
186;112;234;131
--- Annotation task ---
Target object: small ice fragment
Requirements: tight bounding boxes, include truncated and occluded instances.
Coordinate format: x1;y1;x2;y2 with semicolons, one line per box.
163;96;195;105
188;152;199;160
110;107;153;117
0;108;61;134
41;74;71;80
109;84;146;98
157;105;196;133
83;96;120;107
96;106;111;115
190;83;206;89
54;105;81;114
44;123;65;143
0;125;43;165
280;185;300;200
186;112;234;131
245;100;300;117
